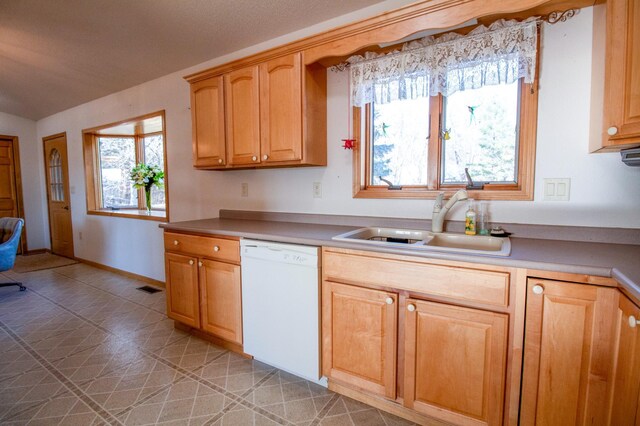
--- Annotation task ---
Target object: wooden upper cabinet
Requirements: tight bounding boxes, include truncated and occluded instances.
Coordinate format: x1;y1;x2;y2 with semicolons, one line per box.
165;253;200;328
598;0;640;151
191;76;226;168
609;293;640;425
322;281;398;399
260;53;303;163
225;66;261;166
404;299;508;426
520;278;618;426
199;258;242;345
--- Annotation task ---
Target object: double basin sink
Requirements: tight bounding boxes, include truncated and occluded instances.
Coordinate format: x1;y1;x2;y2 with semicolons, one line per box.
332;227;511;257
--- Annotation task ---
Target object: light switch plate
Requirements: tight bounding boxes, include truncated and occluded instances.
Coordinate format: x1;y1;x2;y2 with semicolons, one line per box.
241;183;248;197
313;182;322;198
543;178;571;201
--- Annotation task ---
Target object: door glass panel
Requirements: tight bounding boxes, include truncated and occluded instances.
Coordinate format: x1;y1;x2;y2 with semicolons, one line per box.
49;149;64;202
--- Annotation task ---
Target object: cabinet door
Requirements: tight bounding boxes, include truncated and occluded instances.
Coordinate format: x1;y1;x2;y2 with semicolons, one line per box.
322;281;397;399
609;294;640;425
165;253;200;328
259;53;302;163
403;299;507;426
191;76;226;167
225;66;261;166
199;258;242;345
602;0;640;149
521;279;617;425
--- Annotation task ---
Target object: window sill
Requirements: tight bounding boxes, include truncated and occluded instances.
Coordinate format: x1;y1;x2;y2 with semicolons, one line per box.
353;187;533;201
88;209;167;222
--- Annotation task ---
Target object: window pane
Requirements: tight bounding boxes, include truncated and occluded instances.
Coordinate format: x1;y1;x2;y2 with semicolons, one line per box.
143;134;165;210
371;97;430;186
98;137;137;208
442;82;519;184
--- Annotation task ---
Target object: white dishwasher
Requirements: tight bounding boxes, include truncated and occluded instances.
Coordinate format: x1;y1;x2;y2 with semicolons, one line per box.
240;239;326;385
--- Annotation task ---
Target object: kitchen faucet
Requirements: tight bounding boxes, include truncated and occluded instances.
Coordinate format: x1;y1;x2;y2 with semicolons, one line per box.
431;189;469;233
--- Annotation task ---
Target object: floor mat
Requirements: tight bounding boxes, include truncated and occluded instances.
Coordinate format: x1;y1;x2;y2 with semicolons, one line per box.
11;253;78;273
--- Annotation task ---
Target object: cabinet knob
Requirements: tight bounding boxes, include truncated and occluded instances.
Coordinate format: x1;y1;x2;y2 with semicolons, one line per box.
532;284;544;295
213;245;220;252
252;155;258;162
407;304;416;312
263;154;269;161
198;261;203;267
630;315;639;328
218;158;223;164
173;240;179;246
188;259;194;265
607;126;618;136
385;297;394;305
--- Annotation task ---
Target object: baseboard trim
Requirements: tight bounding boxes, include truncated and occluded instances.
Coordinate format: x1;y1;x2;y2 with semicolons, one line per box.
75;257;165;288
24;249;50;255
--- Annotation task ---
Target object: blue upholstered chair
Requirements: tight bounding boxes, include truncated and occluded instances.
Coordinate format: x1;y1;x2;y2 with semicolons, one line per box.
0;217;26;291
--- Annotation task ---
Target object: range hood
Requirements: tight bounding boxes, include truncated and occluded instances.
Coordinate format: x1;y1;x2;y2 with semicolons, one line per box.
621;147;640;167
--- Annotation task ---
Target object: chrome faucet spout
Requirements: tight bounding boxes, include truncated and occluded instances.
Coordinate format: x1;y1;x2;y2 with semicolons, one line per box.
431;189;468;233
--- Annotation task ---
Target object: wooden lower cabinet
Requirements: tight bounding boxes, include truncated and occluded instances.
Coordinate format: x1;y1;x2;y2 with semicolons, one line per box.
609;293;640;425
520;278;618;425
164;233;242;347
165;253;200;328
322;281;398;399
199;258;242;345
404;299;508;426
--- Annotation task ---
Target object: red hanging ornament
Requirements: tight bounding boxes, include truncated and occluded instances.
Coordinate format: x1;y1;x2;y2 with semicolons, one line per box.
341;69;355;150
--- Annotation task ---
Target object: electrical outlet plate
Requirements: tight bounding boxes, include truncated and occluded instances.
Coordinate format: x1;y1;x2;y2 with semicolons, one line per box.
241;183;248;197
543;178;571;201
313;182;322;198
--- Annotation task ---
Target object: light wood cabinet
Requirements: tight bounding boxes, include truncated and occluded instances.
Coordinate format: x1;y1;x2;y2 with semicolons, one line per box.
322;281;398;399
187;52;326;169
404;299;508;426
165;252;200;328
225;66;261;166
520;278;618;425
597;0;640;151
164;232;242;347
321;247;514;425
609;293;640;425
190;76;226;167
199;258;242;345
260;53;302;163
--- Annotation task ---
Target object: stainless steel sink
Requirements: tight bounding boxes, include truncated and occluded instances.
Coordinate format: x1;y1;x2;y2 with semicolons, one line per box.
332;227;511;256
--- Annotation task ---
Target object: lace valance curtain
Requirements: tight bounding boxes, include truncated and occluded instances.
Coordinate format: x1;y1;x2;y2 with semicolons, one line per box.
347;18;539;107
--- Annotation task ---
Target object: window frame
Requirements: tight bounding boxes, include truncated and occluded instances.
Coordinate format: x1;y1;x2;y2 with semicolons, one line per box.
353;80;538;201
82;111;169;222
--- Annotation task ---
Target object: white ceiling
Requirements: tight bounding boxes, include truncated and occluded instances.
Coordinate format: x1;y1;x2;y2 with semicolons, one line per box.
0;0;384;120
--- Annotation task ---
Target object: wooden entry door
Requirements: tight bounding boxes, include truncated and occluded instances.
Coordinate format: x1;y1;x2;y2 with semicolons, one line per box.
0;136;26;253
43;133;74;258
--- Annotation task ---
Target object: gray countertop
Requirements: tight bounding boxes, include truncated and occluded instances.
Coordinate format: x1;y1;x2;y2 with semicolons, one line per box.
160;217;640;302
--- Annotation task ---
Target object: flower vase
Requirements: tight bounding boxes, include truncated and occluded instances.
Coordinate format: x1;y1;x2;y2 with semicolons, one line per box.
145;188;152;214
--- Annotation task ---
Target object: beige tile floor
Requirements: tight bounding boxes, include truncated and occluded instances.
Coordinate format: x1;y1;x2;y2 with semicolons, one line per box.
0;263;416;425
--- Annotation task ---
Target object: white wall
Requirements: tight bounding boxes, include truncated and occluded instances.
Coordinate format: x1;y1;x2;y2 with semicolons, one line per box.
0;111;48;250
31;4;640;281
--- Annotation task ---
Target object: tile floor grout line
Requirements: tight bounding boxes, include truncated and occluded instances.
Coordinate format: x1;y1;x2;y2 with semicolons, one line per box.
4;387;76;423
0;320;123;426
309;393;341;426
52;267;166;315
112;370;190;418
236;397;294;425
6;271;311;426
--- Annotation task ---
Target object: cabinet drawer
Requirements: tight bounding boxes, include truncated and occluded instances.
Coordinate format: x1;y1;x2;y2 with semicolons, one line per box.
323;250;509;307
164;232;240;263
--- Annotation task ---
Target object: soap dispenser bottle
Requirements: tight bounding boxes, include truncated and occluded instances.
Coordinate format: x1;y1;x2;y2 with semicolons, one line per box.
465;199;476;236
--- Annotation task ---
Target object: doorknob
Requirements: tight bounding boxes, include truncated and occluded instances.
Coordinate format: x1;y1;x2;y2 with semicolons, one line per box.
63;206;69;210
